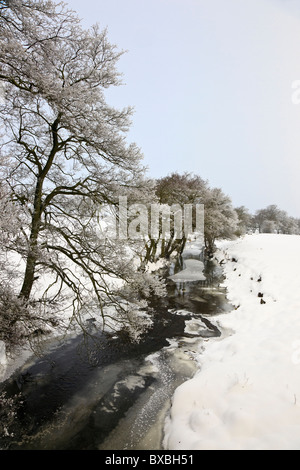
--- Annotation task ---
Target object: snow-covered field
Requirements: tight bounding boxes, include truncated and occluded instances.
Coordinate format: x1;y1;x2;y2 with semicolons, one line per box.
164;234;300;450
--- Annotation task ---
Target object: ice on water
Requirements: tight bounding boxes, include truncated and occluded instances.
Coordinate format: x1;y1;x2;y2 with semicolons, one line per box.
168;259;206;282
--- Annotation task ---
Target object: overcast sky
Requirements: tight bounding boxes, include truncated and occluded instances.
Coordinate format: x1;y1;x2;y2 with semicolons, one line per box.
65;0;300;217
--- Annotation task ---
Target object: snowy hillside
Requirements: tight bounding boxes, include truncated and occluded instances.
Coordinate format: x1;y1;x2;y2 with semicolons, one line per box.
164;234;300;450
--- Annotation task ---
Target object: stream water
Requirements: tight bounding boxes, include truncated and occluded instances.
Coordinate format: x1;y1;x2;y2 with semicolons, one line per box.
0;253;231;450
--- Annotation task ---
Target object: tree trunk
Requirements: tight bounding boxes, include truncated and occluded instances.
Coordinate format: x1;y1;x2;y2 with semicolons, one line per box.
19;179;43;300
19;246;38;300
19;116;60;300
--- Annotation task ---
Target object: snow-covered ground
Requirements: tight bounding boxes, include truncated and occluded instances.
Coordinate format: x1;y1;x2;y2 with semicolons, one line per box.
164;234;300;450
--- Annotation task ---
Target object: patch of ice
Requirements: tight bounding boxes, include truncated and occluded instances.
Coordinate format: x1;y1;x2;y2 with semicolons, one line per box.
168;259;206;282
169;259;206;282
169;309;193;316
123;375;145;391
184;319;208;335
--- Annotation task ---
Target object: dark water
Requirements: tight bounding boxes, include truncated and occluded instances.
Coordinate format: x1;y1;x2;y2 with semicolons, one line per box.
0;255;230;450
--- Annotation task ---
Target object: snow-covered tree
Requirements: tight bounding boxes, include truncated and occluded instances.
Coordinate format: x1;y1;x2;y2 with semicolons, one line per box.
0;0;164;342
254;205;299;235
234;206;253;236
203;187;238;255
145;173;208;261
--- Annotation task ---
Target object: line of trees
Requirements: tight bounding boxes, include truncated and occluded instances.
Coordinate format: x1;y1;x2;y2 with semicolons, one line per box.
235;204;300;236
141;177;300;265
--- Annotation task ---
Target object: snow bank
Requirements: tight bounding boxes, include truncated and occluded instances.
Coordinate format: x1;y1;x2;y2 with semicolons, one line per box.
164;234;300;450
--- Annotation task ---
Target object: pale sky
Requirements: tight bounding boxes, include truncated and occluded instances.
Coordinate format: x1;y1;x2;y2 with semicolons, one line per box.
65;0;300;217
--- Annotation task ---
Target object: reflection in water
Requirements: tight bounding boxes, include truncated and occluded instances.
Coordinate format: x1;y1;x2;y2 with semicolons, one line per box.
0;254;230;450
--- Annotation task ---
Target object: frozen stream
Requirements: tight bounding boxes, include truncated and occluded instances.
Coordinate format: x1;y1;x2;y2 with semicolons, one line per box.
0;254;230;450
